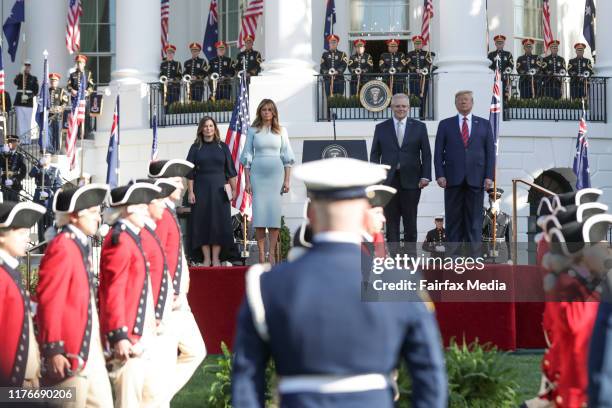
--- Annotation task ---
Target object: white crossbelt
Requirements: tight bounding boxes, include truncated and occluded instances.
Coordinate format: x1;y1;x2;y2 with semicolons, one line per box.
278;373;390;394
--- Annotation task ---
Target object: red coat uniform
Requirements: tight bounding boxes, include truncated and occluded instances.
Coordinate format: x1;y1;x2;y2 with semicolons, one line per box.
155;206;184;294
0;263;32;386
99;222;150;345
37;229;96;372
141;225;170;321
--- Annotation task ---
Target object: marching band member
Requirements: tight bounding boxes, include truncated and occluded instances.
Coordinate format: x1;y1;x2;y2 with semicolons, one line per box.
148;159;207;396
0;200;46;388
98;182;167;407
36;184;113;407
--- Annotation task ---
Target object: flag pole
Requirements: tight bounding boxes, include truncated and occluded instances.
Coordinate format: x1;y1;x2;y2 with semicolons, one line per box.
491;66;500;259
116;90;120;186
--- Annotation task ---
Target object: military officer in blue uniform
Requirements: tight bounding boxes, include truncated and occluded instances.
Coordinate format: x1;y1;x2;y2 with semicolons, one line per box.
159;44;183;106
183;42;208;102
542;40;566;100
1;137;27;202
568;42;594;100
380;39;406;95
29;153;62;242
207;41;235;101
233;35;263;83
516;38;543;99
348;39;373;96
320;34;348;97
232;158;447;408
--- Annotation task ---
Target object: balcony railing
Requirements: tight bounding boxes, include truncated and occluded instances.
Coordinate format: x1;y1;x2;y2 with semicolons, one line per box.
316;73;435;122
502;74;607;122
149;78;239;127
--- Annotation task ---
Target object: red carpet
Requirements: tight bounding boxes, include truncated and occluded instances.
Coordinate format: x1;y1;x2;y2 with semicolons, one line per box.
188;265;546;354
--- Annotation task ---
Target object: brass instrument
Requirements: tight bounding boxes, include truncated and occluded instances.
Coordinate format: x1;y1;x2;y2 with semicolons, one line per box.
388;64;396;94
354;67;362;95
583;71;591;78
182;74;192;104
159;75;168;106
583;71;591;98
20;72;28;104
504;67;512;75
504;67;513;99
328;67;337;97
419;67;429;98
528;66;537;98
528;68;537;76
210;72;220;101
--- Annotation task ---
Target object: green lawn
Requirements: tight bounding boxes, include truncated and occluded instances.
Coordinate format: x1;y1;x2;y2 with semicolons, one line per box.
171;352;544;407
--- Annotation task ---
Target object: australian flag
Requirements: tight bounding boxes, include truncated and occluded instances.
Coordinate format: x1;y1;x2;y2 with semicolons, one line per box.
489;66;502;155
203;0;219;62
2;0;25;62
573;116;591;190
36;53;51;152
106;96;120;188
323;0;336;50
583;0;595;56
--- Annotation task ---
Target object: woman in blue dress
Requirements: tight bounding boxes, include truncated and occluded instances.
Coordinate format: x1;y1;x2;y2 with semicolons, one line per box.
187;116;237;266
240;99;295;264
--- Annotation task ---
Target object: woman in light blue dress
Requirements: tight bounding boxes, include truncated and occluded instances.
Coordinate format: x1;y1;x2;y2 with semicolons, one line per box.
240;99;295;264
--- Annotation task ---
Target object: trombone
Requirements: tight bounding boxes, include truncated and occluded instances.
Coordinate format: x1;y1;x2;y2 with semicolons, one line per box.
182;74;192;104
210;72;220;101
159;75;168;106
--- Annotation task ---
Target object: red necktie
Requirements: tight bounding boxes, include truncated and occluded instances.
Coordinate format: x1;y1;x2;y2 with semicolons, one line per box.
461;116;469;147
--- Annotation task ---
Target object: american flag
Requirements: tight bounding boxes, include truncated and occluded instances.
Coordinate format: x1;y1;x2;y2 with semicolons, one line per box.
161;0;170;58
573;113;591;190
65;72;87;170
238;0;263;49
224;71;252;217
106;96;120;188
542;0;553;53
65;0;82;55
421;0;434;46
151;112;159;161
489;65;502;155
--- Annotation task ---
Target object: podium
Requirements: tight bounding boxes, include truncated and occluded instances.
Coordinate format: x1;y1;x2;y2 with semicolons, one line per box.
302;140;368;163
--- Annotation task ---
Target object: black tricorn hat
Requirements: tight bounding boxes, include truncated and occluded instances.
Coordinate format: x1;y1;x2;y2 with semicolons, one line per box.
53;183;109;213
365;185;397;208
555;188;602;208
148;159;194;178
0;201;46;228
110;183;162;207
553;202;608;225
134;179;176;198
548;214;612;256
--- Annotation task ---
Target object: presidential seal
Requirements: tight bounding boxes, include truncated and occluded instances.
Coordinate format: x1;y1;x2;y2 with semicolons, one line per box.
321;144;349;159
359;80;392;112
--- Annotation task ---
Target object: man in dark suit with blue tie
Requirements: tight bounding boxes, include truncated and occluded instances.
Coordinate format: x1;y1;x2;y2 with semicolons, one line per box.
434;90;495;245
370;93;432;248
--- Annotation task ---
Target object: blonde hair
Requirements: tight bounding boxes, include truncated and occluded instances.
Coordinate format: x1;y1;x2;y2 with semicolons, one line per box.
252;99;282;135
455;90;474;100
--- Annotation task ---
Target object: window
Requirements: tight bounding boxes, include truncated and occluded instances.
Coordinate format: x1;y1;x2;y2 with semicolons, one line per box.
80;0;116;86
514;0;544;55
349;0;410;37
218;0;247;58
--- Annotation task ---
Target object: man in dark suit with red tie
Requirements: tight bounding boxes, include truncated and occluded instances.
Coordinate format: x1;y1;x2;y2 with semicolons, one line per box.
434;90;495;246
370;93;431;251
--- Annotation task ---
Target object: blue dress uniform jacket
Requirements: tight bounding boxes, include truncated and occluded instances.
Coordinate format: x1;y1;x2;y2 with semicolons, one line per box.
232;241;447;408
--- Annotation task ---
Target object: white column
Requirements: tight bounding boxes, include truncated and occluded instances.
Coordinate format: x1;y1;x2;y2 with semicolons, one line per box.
26;0;70;86
435;0;492;119
98;0;160;131
249;0;317;124
596;0;612;123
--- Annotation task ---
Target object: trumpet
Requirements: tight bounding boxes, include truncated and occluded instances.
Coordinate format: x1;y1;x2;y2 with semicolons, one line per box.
583;71;591;78
160;76;168;106
504;67;512;75
210;72;220;81
559;69;567;76
419;67;429;98
419;67;429;76
388;67;397;75
328;67;338;76
528;68;537;76
354;67;362;76
182;74;192;83
354;67;363;95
